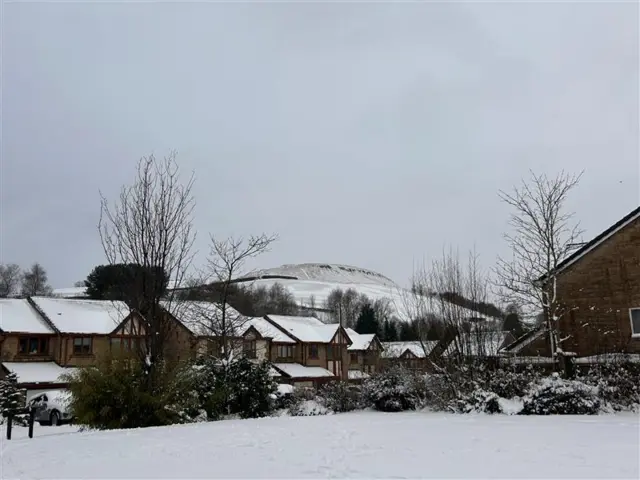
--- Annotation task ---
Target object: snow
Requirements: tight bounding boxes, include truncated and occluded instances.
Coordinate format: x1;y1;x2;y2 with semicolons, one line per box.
575;353;640;364
381;341;437;358
443;330;512;357
0;299;55;334
348;370;370;379
244;317;296;343
164;300;245;336
272;363;334;378
2;412;638;479
250;263;398;288
266;315;339;343
2;362;77;384
30;297;129;334
345;328;375;351
277;384;294;395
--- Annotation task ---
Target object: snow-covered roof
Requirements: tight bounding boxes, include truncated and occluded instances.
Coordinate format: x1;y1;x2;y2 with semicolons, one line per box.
348;370;370;380
345;328;376;351
265;315;340;343
164;301;245;337
381;341;437;359
444;330;512;357
2;362;77;384
0;299;55;334
575;354;640;365
272;363;334;379
30;297;129;334
244;317;296;344
501;327;546;354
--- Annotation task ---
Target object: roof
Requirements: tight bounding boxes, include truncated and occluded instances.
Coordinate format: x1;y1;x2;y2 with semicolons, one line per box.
272;363;334;379
2;362;77;384
265;315;340;343
345;328;376;351
348;370;370;380
381;341;438;359
443;330;512;357
30;297;129;334
501;327;546;354
244;317;296;344
0;299;55;334
540;205;640;281
164;301;245;337
51;287;88;298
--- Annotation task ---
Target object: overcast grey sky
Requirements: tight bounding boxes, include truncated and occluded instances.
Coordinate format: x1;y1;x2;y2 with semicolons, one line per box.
2;1;639;289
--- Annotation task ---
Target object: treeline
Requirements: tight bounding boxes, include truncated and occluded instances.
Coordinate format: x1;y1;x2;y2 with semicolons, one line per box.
0;262;53;297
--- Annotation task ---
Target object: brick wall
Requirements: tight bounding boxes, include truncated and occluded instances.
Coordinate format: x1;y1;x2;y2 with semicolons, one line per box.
556;216;640;356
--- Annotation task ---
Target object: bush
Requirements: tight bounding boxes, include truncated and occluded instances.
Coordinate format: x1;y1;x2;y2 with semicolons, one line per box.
578;362;640;411
485;367;539;399
191;356;277;420
362;367;426;412
287;387;329;416
455;388;502;414
319;381;362;413
63;357;200;430
520;374;601;415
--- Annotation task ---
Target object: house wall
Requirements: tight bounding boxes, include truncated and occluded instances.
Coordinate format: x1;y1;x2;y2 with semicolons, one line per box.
57;335;111;366
556;217;640;356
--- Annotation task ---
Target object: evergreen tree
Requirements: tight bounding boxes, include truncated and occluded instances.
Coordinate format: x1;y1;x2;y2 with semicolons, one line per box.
355;303;380;335
0;373;26;425
398;321;419;341
382;319;398;342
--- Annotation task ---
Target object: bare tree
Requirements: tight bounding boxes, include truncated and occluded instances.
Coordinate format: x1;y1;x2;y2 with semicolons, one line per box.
494;170;583;357
20;263;52;297
0;264;21;298
325;287;363;327
73;280;86;288
196;234;277;360
99;152;196;385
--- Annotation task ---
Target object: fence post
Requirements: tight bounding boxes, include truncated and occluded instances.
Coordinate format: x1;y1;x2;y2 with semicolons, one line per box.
28;408;35;439
6;414;12;440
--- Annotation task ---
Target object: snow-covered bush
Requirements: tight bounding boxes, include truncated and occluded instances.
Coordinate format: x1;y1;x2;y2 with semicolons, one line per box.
0;372;27;426
520;374;601;415
578;362;640;411
318;381;362;413
191;356;277;420
455;388;502;414
287;387;329;416
362;367;426;412
485;367;539;399
63;357;200;429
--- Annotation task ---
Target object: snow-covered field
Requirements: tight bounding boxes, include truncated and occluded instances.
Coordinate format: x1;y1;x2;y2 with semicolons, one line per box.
2;412;638;479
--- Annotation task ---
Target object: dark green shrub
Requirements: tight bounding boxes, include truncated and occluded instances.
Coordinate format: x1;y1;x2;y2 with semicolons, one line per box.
362;367;426;412
520;375;600;415
319;381;362;413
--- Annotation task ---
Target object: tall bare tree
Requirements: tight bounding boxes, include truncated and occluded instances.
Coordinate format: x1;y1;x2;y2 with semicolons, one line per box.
494;170;583;356
99;152;196;384
20;263;52;297
194;234;277;360
0;264;21;298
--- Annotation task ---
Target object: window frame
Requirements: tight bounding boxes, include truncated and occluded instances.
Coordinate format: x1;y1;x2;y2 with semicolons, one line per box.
18;336;49;355
73;337;93;355
309;344;319;359
277;344;293;360
629;308;640;338
350;352;358;363
243;339;257;359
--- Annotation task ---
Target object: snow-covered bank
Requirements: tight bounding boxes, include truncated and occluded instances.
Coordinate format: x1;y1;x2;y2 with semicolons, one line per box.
2;412;638;479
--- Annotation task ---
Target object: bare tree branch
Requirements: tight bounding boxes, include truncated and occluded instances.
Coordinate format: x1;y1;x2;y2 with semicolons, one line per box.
98;152;196;384
0;264;21;298
494;170;583;356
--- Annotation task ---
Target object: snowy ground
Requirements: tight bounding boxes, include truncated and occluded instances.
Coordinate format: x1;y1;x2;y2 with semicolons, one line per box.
1;412;638;479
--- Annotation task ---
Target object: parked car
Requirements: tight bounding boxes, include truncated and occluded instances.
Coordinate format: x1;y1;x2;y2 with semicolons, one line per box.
28;390;73;426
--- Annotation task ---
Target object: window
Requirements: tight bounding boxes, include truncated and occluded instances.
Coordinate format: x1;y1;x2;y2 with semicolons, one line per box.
277;345;293;359
243;340;257;359
110;337;143;353
350;352;358;363
309;344;319;359
19;337;48;355
73;337;92;355
630;308;640;337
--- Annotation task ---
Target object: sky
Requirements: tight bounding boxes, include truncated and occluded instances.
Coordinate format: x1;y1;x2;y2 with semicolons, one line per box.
2;1;639;290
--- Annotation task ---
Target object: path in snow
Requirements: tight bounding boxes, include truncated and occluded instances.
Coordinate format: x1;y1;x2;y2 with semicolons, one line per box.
1;412;638;479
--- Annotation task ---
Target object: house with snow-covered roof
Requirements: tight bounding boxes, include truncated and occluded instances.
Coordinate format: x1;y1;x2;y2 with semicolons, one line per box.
237;314;352;387
380;341;439;371
344;328;383;378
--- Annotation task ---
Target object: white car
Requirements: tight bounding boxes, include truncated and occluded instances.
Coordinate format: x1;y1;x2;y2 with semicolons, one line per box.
28;390;73;426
